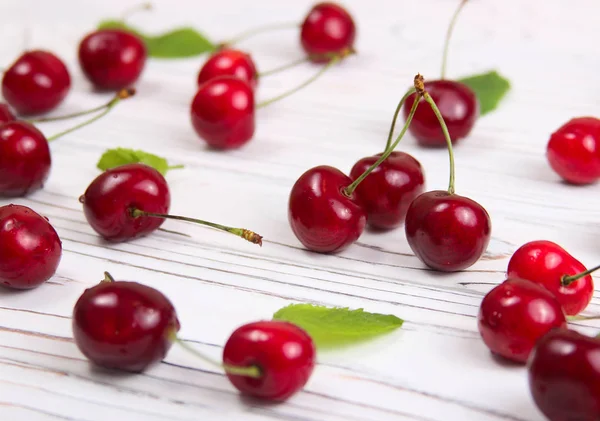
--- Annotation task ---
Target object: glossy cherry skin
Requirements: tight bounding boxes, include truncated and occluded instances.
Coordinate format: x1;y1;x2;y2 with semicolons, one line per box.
0;204;62;289
405;191;491;271
78;29;147;90
300;2;356;62
223;320;316;401
190;76;255;150
546;117;600;185
403;80;479;147
0;121;51;197
507;240;593;316
80;163;170;242
73;280;180;372
2;50;71;115
197;49;258;90
289;165;366;253
349;151;425;230
0;103;16;124
478;277;567;364
528;328;600;421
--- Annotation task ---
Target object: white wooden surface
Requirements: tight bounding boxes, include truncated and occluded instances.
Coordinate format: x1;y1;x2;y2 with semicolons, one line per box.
1;0;599;420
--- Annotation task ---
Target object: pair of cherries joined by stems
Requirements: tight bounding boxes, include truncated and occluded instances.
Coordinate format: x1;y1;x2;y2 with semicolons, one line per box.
190;2;356;150
73;272;315;401
289;74;491;272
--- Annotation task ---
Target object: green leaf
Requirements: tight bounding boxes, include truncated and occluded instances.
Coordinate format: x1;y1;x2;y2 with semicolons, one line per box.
273;304;404;348
96;148;183;175
97;20;215;58
458;70;511;116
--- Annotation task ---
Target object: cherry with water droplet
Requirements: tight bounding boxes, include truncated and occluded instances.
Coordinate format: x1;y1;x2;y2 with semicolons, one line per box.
80;163;262;245
546;117;600;185
0;204;62;289
477;277;567;363
527;328;600;421
78;29;147;90
197;48;258;90
507;240;595;315
2;50;71;115
72;271;180;372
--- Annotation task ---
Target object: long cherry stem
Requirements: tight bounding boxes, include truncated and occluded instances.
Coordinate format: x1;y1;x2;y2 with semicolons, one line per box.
169;332;261;378
562;263;600;286
257;53;348;109
46;89;135;142
423;92;456;194
567;315;600;322
384;88;417;151
121;2;152;21
129;208;263;246
344;78;423;196
221;22;299;47
441;0;468;79
258;56;310;78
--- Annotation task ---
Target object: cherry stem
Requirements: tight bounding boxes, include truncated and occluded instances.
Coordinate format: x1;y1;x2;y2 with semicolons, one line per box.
344;82;422;196
169;332;261;378
121;2;153;22
102;271;115;283
258;56;310;78
257;52;349;109
384;88;417;151
220;22;299;47
441;0;468;79
562;263;600;286
167;165;185;171
46;89;135;142
567;315;600;322
129;208;263;246
423;91;456;194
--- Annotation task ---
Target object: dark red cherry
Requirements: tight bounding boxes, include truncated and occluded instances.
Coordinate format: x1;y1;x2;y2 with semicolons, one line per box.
78;29;147;90
190;76;255;150
528;328;600;421
349;151;425;230
477;277;567;364
405;190;491;271
2;50;71;115
80;163;170;242
403;80;479;147
223;320;316;401
0;121;51;197
546;117;600;185
197;48;258;90
300;2;356;62
0;204;62;289
0;103;16;124
288;165;366;253
507;240;593;316
73;275;180;372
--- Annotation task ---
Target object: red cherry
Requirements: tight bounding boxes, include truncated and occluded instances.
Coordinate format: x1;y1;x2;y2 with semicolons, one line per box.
403;80;478;147
349;151;425;230
78;29;147;91
0;103;16;124
223;320;316;401
73;273;180;372
2;50;71;115
404;191;491;271
546;117;600;185
288;165;366;253
0;121;51;197
507;240;594;316
190;76;255;150
0;204;62;289
80;163;170;242
300;2;356;62
197;49;258;90
528;328;600;421
477;277;567;364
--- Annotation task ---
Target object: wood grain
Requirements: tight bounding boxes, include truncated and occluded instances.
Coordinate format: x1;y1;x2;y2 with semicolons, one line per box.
1;0;599;420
